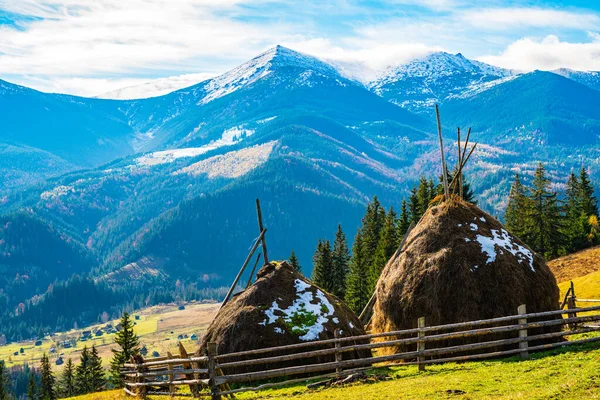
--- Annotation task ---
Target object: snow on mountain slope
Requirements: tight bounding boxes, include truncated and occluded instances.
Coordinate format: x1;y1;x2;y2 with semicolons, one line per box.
198;45;344;105
368;52;515;113
96;73;216;100
551;68;600;92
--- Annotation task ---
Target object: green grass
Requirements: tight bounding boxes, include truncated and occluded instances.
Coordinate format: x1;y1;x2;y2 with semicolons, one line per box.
71;334;600;400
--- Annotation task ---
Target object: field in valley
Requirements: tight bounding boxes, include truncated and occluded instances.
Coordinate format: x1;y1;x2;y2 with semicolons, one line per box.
0;302;219;370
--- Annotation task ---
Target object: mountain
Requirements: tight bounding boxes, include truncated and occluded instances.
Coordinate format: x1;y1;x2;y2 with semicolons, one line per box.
1;45;600;341
0;80;137;189
551;68;600;92
369;52;515;113
96;73;216;100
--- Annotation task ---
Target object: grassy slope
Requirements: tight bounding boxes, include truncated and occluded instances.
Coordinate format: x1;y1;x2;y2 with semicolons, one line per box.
0;302;218;370
548;246;600;283
71;335;600;400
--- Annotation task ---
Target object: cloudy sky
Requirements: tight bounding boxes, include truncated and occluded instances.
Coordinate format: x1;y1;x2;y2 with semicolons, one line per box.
1;0;599;96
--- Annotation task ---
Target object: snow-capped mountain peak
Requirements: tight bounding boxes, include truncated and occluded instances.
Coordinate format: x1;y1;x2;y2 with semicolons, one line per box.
375;51;512;84
198;45;342;105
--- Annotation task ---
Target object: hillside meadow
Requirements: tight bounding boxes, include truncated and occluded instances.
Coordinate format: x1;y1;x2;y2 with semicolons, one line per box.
69;333;600;400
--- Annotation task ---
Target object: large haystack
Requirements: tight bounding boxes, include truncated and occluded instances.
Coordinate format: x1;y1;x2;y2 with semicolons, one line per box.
372;198;560;353
202;261;369;373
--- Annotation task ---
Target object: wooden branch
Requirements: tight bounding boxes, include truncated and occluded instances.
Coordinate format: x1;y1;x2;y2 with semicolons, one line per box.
456;127;462;197
256;199;269;265
245;252;262;289
124;356;208;368
220;229;266;310
435;105;449;197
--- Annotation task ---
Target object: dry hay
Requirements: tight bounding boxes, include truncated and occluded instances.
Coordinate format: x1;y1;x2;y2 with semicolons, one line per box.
201;261;370;374
372;197;561;355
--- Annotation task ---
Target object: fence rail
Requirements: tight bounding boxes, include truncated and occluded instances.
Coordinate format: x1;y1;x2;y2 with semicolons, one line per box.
123;303;600;399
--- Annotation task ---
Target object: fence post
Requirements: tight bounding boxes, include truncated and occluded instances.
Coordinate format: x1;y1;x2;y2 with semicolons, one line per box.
166;352;174;397
207;342;221;400
417;317;426;371
334;328;342;378
567;282;578;330
518;304;529;360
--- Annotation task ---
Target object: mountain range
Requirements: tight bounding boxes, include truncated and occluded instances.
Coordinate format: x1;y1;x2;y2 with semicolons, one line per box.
0;45;598;340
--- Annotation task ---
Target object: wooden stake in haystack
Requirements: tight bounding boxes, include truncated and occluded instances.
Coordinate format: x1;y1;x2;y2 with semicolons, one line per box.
219;199;270;311
435;105;477;200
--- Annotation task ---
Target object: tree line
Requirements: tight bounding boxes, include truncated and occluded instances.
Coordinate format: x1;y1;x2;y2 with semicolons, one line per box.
505;164;598;259
0;312;140;399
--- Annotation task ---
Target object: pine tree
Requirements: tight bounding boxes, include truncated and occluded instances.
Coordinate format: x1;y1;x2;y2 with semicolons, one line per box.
408;187;420;223
345;229;369;313
59;359;75;398
331;225;350;298
39;354;55;400
27;371;38;400
565;173;588;251
416;177;430;217
289;250;301;274
75;346;90;394
361;196;385;270
505;173;530;239
579;167;598;217
398;200;411;237
89;347;105;392
523;163;566;258
369;207;398;293
312;240;334;292
0;361;11;400
110;312;140;388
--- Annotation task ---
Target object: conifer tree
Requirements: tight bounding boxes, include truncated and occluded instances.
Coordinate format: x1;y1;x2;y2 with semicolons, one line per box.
345;229;369;313
579;167;598;217
27;370;38;400
110;312;140;388
75;346;90;394
59;359;75;398
505;173;530;239
398;200;411;237
89;347;105;392
39;354;55;400
361;196;385;270
0;361;11;400
369;207;398;293
408;187;420;223
312;240;334;292
289;250;301;274
416;177;430;217
565;173;588;251
331;225;350;298
523;163;566;257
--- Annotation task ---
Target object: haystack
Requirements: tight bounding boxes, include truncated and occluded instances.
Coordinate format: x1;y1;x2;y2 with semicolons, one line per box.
202;261;369;373
371;197;560;353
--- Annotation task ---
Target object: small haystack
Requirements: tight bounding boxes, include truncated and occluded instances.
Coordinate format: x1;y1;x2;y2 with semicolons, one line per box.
372;197;560;353
202;261;369;373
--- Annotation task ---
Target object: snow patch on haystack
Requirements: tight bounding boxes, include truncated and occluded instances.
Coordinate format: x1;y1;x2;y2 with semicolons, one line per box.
261;278;335;341
475;228;534;272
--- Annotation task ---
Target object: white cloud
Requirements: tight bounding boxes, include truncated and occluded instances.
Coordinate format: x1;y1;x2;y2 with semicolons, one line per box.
460;8;600;30
478;35;600;72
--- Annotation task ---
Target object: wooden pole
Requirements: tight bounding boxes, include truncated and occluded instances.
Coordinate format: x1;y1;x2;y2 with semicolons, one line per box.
256;199;269;265
220;229;266;310
166;352;175;397
245;252;262;289
568;283;578;330
208;342;221;400
517;304;529;360
457;127;462;197
417;317;426;371
435;105;449;198
334;329;342;378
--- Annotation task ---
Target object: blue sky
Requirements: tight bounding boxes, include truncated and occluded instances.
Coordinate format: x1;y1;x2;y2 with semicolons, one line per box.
0;0;599;96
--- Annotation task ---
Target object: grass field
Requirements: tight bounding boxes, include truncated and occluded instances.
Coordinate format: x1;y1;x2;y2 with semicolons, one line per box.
0;302;219;371
69;333;600;400
549;245;600;283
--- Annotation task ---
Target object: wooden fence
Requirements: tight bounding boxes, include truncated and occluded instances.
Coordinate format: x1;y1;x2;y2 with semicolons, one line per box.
123;303;600;399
